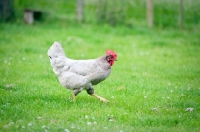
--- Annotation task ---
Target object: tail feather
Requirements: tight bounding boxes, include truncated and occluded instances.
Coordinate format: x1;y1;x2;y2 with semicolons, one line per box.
47;42;68;76
47;42;66;59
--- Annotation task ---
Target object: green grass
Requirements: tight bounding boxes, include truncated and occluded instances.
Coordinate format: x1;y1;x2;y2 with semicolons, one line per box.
0;23;200;132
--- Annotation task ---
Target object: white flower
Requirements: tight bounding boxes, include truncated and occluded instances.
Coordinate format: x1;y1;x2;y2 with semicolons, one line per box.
10;122;14;125
87;122;92;126
144;96;147;99
22;126;25;129
181;94;185;97
28;123;32;126
64;128;70;132
85;115;88;119
6;84;14;89
151;108;158;112
108;118;115;122
185;108;194;112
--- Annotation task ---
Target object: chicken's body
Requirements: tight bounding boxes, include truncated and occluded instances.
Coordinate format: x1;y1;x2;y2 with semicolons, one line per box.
47;42;117;102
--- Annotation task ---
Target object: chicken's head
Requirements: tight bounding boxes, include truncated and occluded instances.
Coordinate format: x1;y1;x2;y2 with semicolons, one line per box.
106;50;117;66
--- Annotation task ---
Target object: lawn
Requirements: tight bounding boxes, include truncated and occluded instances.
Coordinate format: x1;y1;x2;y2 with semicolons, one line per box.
0;23;200;132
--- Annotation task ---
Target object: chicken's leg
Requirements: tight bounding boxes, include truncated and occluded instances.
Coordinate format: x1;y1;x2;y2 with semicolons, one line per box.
72;90;81;101
72;93;76;101
91;94;109;103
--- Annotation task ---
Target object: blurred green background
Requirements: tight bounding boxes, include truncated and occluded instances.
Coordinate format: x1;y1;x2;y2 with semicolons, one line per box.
1;0;200;28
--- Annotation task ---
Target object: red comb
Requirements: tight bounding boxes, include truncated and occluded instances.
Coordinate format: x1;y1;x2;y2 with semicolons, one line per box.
106;50;117;58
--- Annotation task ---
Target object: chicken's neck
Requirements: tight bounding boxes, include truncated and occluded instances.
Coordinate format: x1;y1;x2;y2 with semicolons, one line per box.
96;55;111;70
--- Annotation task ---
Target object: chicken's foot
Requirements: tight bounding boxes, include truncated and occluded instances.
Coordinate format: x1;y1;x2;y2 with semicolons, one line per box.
91;94;109;103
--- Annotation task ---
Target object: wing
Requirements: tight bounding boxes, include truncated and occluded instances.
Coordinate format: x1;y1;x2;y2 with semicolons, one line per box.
66;58;99;76
66;59;111;85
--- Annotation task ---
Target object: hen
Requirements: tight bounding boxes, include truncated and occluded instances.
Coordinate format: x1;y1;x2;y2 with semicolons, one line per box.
47;42;117;102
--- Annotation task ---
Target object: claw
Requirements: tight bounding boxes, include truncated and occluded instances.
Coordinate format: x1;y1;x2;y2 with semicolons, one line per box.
92;94;109;103
99;96;109;102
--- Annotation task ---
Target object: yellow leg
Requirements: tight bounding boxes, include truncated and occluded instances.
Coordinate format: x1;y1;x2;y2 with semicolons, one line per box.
91;94;109;103
72;93;76;101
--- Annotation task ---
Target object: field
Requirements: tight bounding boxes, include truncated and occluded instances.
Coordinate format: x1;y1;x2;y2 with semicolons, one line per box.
0;22;200;132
